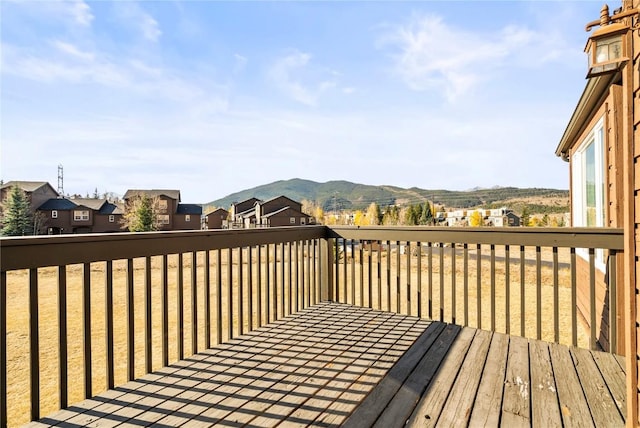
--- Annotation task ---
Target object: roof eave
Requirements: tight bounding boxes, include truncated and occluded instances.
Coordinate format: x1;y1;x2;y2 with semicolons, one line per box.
555;72;619;161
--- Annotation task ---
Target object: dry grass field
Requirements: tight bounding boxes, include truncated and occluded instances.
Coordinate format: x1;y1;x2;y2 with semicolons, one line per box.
4;245;587;427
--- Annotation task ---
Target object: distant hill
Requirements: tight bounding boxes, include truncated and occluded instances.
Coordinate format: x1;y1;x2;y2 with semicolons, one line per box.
205;179;569;214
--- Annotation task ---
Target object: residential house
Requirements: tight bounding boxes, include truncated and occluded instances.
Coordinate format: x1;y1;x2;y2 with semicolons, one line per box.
555;57;624;354
37;197;125;234
174;204;203;230
203;208;229;230
0;181;60;232
229;196;314;228
438;207;520;227
123;189;181;231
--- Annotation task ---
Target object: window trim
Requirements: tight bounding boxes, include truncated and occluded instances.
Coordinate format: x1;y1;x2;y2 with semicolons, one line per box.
185;214;191;222
108;215;115;223
51;210;58;219
74;210;89;221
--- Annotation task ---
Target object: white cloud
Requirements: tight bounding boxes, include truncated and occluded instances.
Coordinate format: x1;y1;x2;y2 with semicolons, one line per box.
379;14;573;102
268;51;338;106
69;0;93;27
114;2;162;42
234;54;248;73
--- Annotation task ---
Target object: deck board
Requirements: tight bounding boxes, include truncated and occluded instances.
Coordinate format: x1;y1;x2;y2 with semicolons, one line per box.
28;302;626;428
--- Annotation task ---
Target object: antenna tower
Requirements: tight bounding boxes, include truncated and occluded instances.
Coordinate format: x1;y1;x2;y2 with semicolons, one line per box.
57;164;64;196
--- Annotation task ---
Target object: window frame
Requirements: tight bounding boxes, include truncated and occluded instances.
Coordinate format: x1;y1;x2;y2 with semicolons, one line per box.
572;116;606;270
51;210;58;219
74;210;89;221
108;215;115;223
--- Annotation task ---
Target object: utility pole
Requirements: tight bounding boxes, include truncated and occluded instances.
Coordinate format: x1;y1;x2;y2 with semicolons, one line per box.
57;164;64;197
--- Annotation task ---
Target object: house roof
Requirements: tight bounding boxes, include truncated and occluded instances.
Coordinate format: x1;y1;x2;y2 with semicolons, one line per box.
37;198;77;210
261;206;307;219
555;73;619;161
262;195;300;206
98;202;124;215
123;189;181;201
1;181;58;195
71;198;106;211
205;208;228;216
236;207;255;217
177;204;203;215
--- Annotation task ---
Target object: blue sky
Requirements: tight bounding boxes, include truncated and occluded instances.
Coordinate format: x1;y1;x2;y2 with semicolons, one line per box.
1;0;603;203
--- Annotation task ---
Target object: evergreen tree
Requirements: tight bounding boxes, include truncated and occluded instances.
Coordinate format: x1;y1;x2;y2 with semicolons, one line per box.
121;194;159;232
419;202;434;225
521;207;531;227
1;185;33;236
404;205;418;225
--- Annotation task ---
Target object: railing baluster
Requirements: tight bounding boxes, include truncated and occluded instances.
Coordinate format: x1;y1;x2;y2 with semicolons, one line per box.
505;246;510;335
288;242;292;314
82;263;91;398
192;251;198;353
272;244;277;319
553;247;559;343
343;239;348;305
0;271;6;427
314;239;319;304
257;246;262;328
589;248;596;350
609;251;617;353
463;244;468;327
105;260;114;389
58;266;68;407
204;250;211;349
280;243;285;317
417;242;422;318
439;243;444;322
311;240;316;307
536;246;541;341
386;241;391;312
334;239;339;303
427;242;433;319
247;247;253;330
571;248;577;347
378;241;382;311
126;259;134;381
162;255;169;366
216;249;222;344
145;257;152;373
177;254;184;360
490;244;495;332
228;248;233;338
294;241;299;312
520;246;525;338
351;240;356;306
396;241;401;314
359;242;364;307
451;243;456;325
476;244;481;329
407;242;411;316
30;268;40;420
239;247;244;336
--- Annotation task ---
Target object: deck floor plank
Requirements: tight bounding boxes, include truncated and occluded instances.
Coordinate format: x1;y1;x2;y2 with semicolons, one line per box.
24;302;626;428
549;343;594;427
501;334;530;427
529;340;562;428
570;347;625;427
405;327;477;427
468;332;509;427
434;329;493;427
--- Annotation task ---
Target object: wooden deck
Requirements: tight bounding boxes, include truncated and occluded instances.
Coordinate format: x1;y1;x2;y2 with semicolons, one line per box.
27;302;626;427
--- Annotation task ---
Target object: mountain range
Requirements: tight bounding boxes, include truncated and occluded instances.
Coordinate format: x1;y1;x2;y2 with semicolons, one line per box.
205;179;569;213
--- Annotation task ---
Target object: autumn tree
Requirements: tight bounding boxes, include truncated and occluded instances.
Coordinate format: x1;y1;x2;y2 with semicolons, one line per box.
353;210;366;226
521;207;530;227
365;202;381;225
121;194;160;232
382;205;400;225
469;211;484;227
404;205;418;226
1;185;34;236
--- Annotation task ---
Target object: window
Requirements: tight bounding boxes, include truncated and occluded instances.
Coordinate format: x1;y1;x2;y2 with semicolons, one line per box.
572;117;606;268
74;210;89;221
158;215;170;225
52;210;58;219
290;217;296;224
300;217;306;225
158;200;168;211
109;215;115;223
185;215;191;222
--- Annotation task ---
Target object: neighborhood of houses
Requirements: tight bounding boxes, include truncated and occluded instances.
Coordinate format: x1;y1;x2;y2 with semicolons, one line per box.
0;181;315;234
0;180;526;235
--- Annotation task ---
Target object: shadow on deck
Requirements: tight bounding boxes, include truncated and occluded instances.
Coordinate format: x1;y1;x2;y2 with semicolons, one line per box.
27;302;626;428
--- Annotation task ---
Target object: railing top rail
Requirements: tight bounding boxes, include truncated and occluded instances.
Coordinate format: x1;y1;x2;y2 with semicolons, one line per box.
326;226;624;250
1;226;326;271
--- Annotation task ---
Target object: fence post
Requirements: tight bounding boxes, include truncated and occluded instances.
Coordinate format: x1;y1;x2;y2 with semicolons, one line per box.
321;236;334;302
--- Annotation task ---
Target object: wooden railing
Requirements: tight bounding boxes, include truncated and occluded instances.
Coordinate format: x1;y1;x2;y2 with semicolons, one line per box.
326;226;624;353
0;226;328;427
0;225;625;427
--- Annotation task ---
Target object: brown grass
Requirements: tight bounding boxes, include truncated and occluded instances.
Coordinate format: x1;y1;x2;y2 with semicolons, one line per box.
4;246;586;427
